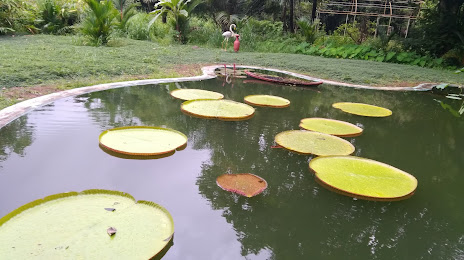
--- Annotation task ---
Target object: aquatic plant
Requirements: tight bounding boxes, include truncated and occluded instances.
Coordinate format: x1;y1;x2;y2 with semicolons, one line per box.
309;156;418;201
332;102;392;117
275;130;355;156
217;173;267;197
99;126;187;156
244;95;290;108
170;88;224;100
181;99;255;121
299;118;363;137
0;189;174;258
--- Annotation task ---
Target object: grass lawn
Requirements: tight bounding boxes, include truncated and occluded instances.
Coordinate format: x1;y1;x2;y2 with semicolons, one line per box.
1;34;463;110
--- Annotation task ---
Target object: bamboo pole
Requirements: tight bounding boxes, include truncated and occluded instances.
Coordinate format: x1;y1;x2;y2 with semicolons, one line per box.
405;18;411;38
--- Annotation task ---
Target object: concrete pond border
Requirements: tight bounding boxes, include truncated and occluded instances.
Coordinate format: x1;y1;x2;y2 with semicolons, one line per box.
0;64;438;128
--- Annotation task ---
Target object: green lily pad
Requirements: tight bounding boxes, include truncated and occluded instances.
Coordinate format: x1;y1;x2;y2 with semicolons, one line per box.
99;126;187;156
299;118;363;137
0;189;174;259
181;99;255;121
170;89;224;101
244;95;290;108
217;173;268;197
275;130;355;156
332;102;392;117
309;156;418;201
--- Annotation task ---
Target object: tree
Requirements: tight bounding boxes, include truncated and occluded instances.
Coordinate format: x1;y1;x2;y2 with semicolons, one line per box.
112;0;139;32
148;0;203;43
409;0;464;64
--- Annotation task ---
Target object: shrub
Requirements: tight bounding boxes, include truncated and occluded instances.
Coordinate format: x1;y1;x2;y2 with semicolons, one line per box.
149;17;175;45
113;0;138;34
296;18;323;44
36;0;80;34
80;0;118;45
125;12;150;40
300;42;444;68
313;35;355;48
334;20;376;44
0;0;37;34
148;0;203;43
188;17;222;46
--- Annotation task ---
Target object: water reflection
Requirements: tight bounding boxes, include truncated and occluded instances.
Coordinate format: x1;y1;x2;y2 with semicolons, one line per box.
0;78;463;259
0;115;34;165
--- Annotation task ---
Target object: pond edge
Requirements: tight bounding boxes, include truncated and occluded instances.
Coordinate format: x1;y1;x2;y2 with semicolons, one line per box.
0;65;436;128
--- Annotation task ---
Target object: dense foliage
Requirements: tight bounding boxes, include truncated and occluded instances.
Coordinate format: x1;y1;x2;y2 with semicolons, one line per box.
0;0;463;69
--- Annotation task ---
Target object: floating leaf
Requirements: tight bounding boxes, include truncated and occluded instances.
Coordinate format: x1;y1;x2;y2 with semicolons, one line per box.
0;190;174;259
217;174;268;197
170;89;224;101
181;99;255;121
332;102;392;117
309;156;418;201
104;208;116;212
244;95;290;108
299;118;363;137
275;130;355;156
99;126;187;156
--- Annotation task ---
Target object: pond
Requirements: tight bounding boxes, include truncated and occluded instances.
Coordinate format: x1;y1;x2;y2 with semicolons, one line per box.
0;76;463;259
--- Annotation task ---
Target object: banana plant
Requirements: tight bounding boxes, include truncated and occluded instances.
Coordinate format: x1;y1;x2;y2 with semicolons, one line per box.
148;0;203;43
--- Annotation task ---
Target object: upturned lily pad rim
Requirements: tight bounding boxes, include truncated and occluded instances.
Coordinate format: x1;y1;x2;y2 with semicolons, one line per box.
275;130;355;156
243;95;291;108
216;173;268;197
299;117;363;137
180;99;255;121
309;156;418;201
0;189;174;258
99;126;188;156
170;89;224;101
0;189;175;232
332;102;393;117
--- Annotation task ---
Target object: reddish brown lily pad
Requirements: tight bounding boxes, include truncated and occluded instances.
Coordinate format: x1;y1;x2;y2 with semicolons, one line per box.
216;174;267;197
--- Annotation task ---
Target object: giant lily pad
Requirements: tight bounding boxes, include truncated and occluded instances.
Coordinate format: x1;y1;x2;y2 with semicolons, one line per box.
309;156;418;201
299;118;363;137
244;95;290;108
332;102;392;117
275;130;355;156
217;173;268;197
181;99;255;121
0;190;174;259
99;126;187;156
170;89;224;101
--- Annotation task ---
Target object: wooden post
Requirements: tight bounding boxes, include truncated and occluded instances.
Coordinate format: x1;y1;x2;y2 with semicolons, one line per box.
374;16;380;38
387;1;392;35
344;14;349;36
404;18;411;38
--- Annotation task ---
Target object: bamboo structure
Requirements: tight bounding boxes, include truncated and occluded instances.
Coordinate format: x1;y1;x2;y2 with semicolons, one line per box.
317;0;423;38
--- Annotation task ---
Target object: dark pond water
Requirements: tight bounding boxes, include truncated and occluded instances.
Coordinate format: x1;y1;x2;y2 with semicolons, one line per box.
0;77;463;259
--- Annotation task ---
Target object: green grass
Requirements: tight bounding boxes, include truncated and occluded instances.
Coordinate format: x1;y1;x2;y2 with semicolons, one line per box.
1;34;463;89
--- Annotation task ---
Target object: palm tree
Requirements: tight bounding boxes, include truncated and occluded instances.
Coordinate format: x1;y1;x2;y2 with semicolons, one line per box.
148;0;203;42
81;0;119;45
112;0;139;32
